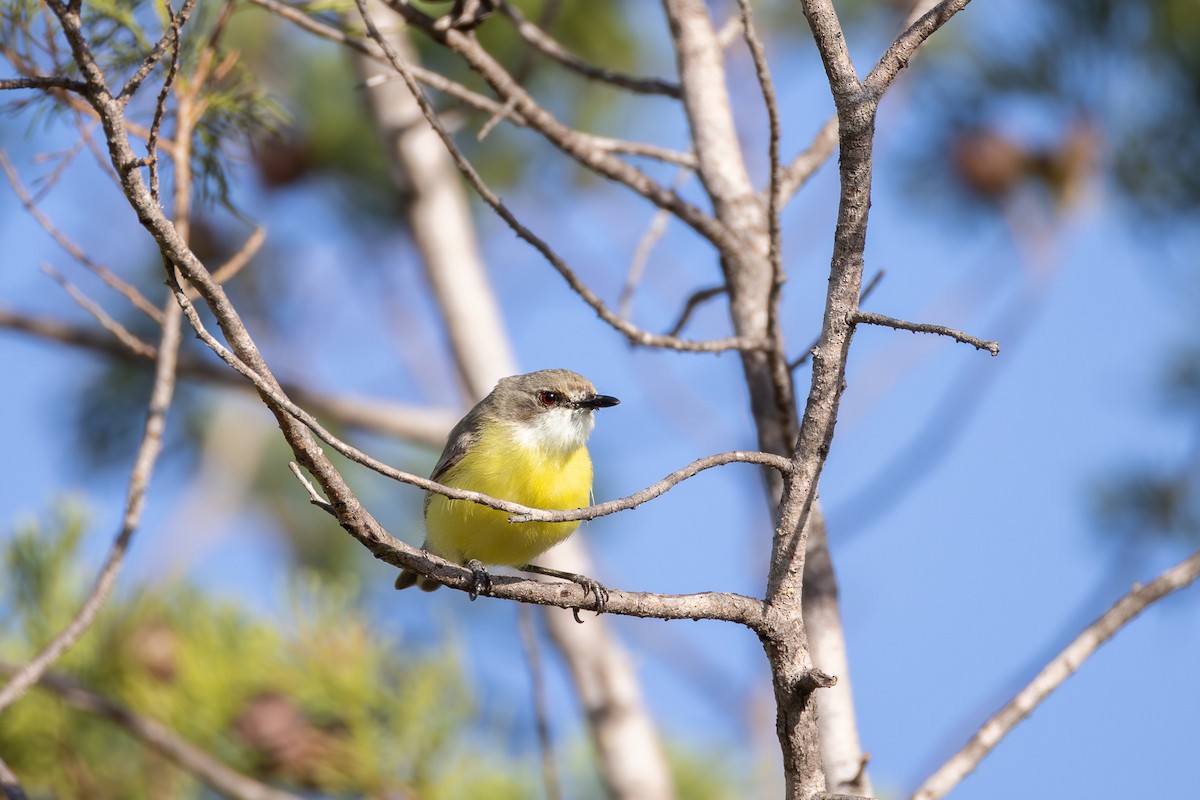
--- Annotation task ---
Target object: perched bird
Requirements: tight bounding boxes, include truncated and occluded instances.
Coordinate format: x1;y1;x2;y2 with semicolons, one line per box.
395;369;619;609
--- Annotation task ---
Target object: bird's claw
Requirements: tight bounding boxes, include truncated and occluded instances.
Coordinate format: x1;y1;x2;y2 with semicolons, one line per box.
575;575;609;618
466;559;492;601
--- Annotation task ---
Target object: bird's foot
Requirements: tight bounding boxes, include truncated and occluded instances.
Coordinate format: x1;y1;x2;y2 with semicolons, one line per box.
519;563;609;619
465;559;492;601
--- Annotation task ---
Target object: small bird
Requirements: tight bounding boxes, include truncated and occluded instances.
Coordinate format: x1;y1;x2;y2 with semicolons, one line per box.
395;369;619;609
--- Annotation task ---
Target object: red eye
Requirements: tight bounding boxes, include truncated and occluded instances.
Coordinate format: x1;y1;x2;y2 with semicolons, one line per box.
538;391;559;407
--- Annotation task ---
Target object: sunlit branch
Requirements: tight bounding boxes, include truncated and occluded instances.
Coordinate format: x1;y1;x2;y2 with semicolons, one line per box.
912;548;1200;800
853;311;999;356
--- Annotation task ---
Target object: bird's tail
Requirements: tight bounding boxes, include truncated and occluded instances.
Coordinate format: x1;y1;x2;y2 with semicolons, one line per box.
394;568;441;592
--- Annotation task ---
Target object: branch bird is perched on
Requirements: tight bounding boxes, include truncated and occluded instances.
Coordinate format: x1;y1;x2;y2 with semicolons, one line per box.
395;369;619;610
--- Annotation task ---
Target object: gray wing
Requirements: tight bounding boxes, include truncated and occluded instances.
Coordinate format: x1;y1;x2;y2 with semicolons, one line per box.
424;403;484;516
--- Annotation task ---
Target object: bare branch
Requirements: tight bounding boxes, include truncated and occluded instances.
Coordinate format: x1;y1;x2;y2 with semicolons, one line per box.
853;311;999;356
384;0;740;253
619;168;691;319
196;225;265;293
0;662;304;800
171;275;788;525
779;115;838;202
863;0;974;99
0;74;84;92
667;284;728;337
0;149;162;322
358;1;761;354
912;549;1200;800
507;449;794;523
498;0;681;98
0;300;182;715
0;307;459;446
117;0;199;101
252;0;695;169
40;263;157;358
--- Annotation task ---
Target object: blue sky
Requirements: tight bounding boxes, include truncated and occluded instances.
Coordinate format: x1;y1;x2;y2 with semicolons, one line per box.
2;2;1198;798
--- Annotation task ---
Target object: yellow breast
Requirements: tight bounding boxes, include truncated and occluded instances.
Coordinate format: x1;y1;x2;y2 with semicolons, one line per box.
424;422;593;567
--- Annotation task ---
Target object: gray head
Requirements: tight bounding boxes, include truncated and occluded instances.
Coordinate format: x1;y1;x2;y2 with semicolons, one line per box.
483;369;619;454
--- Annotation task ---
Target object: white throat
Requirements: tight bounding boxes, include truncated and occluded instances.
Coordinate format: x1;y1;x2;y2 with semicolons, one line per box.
510;407;594;456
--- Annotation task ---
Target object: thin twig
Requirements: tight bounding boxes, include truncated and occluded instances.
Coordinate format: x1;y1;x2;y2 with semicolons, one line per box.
619;168;692;319
40;263;157;358
0;149;162;322
498;0;681;98
518;607;561;800
0;307;459;446
0;662;304;800
145;3;186;204
779;115;838;203
911;549;1200;800
251;0;696;168
0;301;182;715
853;311;999;356
171;277;789;522
357;0;761;354
666;284;728;338
736;0;794;448
117;0;199;101
198;226;265;292
385;0;740;254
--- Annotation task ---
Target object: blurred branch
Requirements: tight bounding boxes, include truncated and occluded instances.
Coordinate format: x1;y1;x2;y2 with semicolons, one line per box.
912;548;1200;800
0;75;84;92
117;0;198;101
250;0;695;168
358;0;760;354
778;0;967;205
0;662;304;800
518;607;561;800
0;307;458;446
619;168;691;320
0;757;27;800
498;0;681;98
666;284;727;337
853;311;999;356
0;299;182;715
40;263;157;358
0;149;162;322
384;0;739;253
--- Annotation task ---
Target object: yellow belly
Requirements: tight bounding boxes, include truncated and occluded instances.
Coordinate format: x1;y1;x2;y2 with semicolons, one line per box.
424;430;593;567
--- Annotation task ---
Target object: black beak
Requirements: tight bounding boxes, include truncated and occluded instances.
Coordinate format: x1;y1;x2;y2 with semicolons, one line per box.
576;393;620;409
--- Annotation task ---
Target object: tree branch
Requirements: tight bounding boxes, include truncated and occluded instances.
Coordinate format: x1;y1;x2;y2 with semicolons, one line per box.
911;548;1200;800
0;149;162;322
0;74;85;92
498;0;681;98
359;0;762;354
383;0;740;254
0;757;27;800
0;299;182;715
0;663;304;800
853;311;999;355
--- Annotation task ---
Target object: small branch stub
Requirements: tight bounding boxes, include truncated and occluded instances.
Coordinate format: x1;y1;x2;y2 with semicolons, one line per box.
853;311;999;356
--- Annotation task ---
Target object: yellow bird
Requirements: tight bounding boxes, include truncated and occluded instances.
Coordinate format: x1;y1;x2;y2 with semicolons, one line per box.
394;369;619;608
